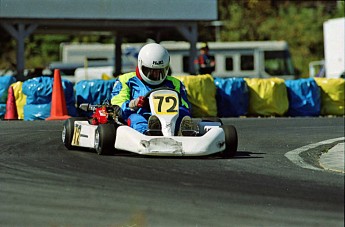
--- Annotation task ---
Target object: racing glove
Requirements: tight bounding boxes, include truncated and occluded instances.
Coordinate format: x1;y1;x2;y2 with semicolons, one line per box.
129;96;147;110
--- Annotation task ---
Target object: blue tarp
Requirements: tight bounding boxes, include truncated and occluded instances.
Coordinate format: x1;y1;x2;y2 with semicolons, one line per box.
23;103;77;121
0;75;16;103
23;103;51;121
75;79;116;105
0;75;16;117
75;79;116;116
214;77;249;117
22;76;75;105
0;104;6;117
285;78;321;116
22;76;77;120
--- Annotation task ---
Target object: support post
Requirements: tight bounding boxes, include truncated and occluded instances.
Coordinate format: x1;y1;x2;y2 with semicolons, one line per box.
114;35;123;77
1;22;37;81
176;24;198;75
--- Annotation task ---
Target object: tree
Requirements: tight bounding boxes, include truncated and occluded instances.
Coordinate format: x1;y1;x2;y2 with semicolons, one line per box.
0;26;16;74
216;0;344;77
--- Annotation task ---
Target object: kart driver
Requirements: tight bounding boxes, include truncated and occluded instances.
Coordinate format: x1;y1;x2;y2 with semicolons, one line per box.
111;43;193;136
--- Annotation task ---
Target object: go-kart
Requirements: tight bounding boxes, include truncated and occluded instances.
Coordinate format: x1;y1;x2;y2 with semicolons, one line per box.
62;88;238;157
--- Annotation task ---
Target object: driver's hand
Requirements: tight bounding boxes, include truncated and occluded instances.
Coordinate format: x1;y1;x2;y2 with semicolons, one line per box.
129;96;147;110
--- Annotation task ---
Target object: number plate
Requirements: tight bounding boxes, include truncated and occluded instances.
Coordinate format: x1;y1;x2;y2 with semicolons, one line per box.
152;93;179;115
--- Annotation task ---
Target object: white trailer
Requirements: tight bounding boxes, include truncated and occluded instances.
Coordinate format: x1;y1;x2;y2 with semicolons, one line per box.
323;17;345;78
161;41;295;79
49;43;139;82
52;41;296;83
309;17;345;78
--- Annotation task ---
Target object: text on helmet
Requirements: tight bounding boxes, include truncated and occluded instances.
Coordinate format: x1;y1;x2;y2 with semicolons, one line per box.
152;60;163;65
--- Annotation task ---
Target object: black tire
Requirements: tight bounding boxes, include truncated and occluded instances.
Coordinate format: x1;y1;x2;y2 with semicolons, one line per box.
220;125;238;158
94;124;116;155
62;117;87;150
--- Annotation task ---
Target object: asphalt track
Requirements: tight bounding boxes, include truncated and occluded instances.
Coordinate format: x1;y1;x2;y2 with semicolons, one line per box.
0;117;344;226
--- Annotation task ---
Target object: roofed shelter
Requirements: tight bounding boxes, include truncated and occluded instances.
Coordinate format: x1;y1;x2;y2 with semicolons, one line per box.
0;0;217;80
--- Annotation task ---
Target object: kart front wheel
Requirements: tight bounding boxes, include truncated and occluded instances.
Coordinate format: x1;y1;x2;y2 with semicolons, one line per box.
221;125;238;158
62;117;87;150
94;124;116;155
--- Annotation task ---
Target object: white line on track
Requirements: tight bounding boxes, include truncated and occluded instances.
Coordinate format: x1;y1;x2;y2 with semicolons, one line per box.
284;137;345;171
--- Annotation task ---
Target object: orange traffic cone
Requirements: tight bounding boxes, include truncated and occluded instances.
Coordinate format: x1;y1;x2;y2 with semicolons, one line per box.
4;86;18;120
46;69;71;120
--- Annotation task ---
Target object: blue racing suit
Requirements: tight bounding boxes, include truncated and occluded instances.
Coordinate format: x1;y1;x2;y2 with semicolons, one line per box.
111;69;191;134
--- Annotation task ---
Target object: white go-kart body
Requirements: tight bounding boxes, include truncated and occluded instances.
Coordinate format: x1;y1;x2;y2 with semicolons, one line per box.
62;88;238;157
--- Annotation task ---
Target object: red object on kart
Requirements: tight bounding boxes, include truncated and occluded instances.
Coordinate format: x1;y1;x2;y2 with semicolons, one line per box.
91;106;109;125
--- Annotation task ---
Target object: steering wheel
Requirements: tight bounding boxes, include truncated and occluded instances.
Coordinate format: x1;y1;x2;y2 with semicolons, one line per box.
143;87;180;99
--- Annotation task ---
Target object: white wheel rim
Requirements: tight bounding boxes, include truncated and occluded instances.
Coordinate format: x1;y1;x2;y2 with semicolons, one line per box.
62;126;66;143
94;130;100;149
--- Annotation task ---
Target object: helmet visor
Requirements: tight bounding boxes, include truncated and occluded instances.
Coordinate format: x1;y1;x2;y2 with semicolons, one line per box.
142;66;167;81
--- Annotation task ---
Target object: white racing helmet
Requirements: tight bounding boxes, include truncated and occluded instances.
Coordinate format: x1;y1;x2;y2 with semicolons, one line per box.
138;43;170;86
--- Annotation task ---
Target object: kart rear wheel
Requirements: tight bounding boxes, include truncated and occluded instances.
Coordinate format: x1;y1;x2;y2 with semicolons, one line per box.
62;117;87;150
94;124;116;155
220;125;238;158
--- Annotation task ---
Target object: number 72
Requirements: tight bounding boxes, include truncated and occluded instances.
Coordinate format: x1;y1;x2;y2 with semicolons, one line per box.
153;95;178;113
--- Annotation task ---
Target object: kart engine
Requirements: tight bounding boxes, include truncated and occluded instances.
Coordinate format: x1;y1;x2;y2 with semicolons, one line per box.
79;102;123;126
91;106;111;125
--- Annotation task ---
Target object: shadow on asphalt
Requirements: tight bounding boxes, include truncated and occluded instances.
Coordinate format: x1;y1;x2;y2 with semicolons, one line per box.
232;151;265;159
61;145;265;160
110;150;265;160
